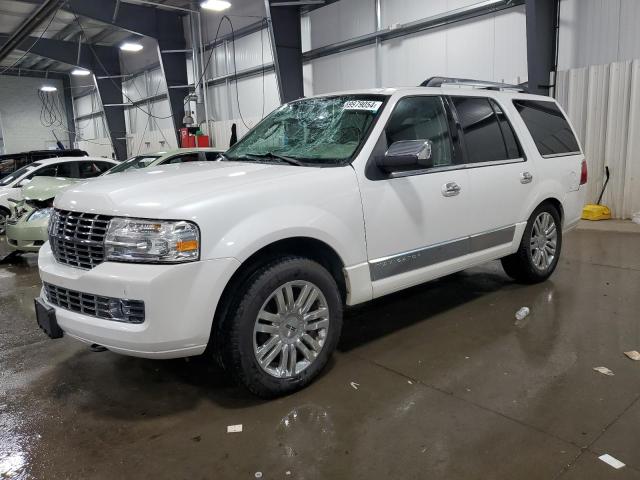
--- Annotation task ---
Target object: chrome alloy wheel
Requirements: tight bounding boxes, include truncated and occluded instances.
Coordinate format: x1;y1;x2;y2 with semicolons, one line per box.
253;280;330;378
530;212;557;271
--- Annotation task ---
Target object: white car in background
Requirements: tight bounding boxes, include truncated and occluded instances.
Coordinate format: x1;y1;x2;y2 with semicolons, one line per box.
36;79;587;397
0;156;116;233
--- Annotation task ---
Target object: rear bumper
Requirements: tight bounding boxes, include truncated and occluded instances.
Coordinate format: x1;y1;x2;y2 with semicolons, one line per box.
38;242;240;359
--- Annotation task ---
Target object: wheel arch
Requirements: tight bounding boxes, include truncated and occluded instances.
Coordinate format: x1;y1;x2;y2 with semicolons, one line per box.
208;236;348;359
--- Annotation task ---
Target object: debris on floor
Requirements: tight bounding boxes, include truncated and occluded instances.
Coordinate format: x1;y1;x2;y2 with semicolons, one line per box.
598;454;625;469
254;472;263;478
350;382;359;390
514;307;530;322
624;350;640;361
593;366;615;376
226;424;243;433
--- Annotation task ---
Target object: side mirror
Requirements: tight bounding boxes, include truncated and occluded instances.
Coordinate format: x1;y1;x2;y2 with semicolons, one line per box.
14;178;31;188
377;140;433;173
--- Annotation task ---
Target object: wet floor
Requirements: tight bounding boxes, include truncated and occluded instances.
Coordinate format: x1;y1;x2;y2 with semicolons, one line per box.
1;227;640;479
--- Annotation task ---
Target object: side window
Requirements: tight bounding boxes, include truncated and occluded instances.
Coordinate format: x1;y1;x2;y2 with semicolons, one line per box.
385;96;454;167
77;161;110;178
489;100;521;159
452;97;510;163
165;153;200;164
30;165;57;177
204;151;221;161
512;100;580;156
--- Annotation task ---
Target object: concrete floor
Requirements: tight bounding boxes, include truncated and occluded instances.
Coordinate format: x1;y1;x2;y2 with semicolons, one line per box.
1;227;640;480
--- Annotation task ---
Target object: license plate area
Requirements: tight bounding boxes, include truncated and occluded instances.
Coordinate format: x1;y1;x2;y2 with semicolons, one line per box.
34;297;63;339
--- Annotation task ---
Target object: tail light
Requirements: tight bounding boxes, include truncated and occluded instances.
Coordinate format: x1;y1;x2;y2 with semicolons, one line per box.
580;160;588;185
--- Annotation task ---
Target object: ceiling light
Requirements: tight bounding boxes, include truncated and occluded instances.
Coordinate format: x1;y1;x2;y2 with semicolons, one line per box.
120;42;143;52
40;85;57;92
71;68;91;76
200;0;231;11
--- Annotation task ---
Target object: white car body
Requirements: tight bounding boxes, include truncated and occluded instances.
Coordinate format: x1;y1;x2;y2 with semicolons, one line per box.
0;156;117;214
38;86;586;359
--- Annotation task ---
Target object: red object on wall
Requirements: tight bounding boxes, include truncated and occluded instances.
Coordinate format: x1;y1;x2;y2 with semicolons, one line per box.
179;128;195;148
180;128;209;148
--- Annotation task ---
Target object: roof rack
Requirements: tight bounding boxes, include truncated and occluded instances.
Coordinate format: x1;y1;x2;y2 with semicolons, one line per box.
420;76;529;93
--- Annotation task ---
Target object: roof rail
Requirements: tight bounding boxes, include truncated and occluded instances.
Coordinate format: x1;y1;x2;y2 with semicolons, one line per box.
420;76;529;93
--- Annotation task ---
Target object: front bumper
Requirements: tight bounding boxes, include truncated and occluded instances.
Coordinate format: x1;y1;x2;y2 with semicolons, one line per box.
38;242;240;359
6;215;48;252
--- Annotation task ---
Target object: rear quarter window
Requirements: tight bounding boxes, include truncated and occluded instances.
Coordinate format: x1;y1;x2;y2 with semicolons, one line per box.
512;100;580;157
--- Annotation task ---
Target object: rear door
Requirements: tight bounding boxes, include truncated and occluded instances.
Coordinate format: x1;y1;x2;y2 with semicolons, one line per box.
511;99;585;226
451;96;534;249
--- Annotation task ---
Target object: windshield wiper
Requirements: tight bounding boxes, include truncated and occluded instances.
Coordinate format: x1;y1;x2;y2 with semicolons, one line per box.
243;152;304;166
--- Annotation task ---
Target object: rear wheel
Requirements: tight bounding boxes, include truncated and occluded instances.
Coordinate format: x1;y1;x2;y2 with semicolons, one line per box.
220;256;343;397
501;203;562;283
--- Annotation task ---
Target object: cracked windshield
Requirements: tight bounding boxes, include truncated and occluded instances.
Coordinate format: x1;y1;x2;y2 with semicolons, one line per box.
224;95;386;166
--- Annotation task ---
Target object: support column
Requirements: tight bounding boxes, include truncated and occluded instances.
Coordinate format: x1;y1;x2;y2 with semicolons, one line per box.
156;10;190;138
265;1;304;103
525;0;559;95
89;48;127;160
62;75;76;148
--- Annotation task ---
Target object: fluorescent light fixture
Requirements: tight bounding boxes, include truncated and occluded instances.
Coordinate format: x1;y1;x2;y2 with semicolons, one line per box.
71;68;91;76
200;0;231;11
120;42;144;52
40;85;57;92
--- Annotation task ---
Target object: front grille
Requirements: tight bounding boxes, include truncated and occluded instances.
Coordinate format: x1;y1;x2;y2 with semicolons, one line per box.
49;209;113;270
44;282;145;324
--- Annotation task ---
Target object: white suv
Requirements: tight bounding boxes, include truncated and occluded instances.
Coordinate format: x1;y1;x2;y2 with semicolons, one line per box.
36;79;587;397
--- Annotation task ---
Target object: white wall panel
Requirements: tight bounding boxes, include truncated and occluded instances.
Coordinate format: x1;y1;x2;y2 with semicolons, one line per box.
602;61;632;218
619;0;640;62
557;60;640;218
306;0;375;50
557;0;640;70
381;0;447;28
232;29;273;71
379;29;447;87
493;6;528;84
446;15;495;81
306;45;377;94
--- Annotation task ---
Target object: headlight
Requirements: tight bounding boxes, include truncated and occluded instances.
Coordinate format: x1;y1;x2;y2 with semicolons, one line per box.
27;207;53;223
105;218;200;263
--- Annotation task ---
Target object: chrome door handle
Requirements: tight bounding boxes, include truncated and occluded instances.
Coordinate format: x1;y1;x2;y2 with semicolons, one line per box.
442;181;461;197
520;171;533;184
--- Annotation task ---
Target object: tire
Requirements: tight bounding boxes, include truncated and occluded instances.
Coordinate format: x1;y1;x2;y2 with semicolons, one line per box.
220;256;343;398
501;203;562;284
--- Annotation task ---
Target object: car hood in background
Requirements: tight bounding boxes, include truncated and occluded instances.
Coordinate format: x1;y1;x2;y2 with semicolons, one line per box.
22;177;78;201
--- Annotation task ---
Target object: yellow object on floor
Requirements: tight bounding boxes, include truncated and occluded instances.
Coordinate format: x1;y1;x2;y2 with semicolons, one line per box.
582;204;612;221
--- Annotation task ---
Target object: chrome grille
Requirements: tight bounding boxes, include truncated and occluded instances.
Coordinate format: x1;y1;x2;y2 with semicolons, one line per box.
49;209;112;270
43;282;145;324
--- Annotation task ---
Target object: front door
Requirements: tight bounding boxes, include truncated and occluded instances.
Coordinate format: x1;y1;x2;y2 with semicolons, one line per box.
356;95;473;297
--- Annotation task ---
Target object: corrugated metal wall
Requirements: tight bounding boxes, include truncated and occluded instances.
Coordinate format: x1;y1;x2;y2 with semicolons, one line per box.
302;0;528;96
556;60;640;219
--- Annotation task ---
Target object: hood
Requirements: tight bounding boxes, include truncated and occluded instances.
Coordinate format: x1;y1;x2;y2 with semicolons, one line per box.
22;177;79;201
54;161;320;218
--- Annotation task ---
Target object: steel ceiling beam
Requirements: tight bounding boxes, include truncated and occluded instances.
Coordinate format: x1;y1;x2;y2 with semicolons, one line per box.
264;0;304;103
0;0;66;64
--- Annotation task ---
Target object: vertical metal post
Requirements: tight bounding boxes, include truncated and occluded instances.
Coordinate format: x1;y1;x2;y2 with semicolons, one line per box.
374;0;382;88
197;11;211;144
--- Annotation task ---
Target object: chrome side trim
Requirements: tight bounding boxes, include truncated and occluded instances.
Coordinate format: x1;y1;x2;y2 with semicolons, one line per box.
369;225;516;281
541;151;582;159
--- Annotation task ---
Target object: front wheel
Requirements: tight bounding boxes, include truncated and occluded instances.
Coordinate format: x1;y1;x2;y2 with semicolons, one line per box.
501;203;562;284
221;256;343;397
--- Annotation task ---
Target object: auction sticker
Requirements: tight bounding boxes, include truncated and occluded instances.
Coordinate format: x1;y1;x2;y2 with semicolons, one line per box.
343;100;383;112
